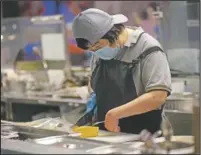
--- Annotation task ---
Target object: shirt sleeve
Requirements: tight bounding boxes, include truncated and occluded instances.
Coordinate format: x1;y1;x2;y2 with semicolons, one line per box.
141;51;172;95
90;54;99;73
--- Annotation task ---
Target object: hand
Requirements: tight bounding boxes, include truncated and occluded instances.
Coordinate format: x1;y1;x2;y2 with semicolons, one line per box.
104;109;120;133
32;47;40;56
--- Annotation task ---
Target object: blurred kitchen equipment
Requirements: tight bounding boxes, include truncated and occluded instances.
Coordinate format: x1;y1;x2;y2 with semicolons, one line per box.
167;48;199;75
1;15;72;92
130;127;194;154
6;80;26;94
192;100;200;154
140;137;194;154
161;117;174;153
15;61;45;71
138;117;194;154
171;76;199;94
136;130;161;154
60;105;86;127
164;94;198;135
72;107;96;128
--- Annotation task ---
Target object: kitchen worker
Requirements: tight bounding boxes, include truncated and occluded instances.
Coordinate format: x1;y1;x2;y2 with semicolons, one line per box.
72;8;171;134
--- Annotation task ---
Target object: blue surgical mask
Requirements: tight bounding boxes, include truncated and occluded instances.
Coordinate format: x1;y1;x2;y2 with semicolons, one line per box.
94;46;120;60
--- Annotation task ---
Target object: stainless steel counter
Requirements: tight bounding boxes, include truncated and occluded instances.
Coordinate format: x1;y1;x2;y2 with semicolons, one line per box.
1;119;196;154
1;138;88;154
1;119;139;144
1;93;87;106
2;92;198;111
1;92;198;136
1;93;86;121
164;94;199;135
1;120;141;154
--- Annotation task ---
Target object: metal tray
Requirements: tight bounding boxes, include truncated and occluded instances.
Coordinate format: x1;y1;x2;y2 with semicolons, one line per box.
88;130;140;144
32;135;107;150
1;123;69;140
86;145;141;154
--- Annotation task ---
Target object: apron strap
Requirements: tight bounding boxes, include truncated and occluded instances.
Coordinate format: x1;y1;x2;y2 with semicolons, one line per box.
132;46;164;64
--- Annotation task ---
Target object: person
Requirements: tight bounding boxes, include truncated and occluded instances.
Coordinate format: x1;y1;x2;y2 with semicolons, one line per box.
72;8;171;134
23;42;41;61
133;2;159;39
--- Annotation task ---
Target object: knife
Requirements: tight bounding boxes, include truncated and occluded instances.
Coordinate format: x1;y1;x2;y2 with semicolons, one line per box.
92;121;104;126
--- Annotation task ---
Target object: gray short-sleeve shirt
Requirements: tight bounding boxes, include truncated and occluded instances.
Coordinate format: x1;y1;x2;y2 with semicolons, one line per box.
90;27;172;96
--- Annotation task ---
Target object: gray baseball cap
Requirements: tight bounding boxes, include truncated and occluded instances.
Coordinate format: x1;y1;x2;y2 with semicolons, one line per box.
72;8;128;45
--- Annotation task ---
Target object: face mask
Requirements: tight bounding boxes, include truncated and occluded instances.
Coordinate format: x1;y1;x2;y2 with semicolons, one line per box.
94;46;120;60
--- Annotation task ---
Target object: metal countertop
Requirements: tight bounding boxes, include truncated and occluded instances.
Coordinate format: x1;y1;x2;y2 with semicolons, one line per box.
1;93;87;106
1;138;88;154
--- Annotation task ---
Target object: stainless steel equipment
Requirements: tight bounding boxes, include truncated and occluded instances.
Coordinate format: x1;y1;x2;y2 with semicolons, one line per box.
1;15;73;95
126;137;194;154
1;118;196;154
165;93;198;113
123;118;194;154
32;135;107;151
161;118;174;153
1;138;88;154
86;144;141;154
5;80;26;94
192;102;200;154
164;93;199;135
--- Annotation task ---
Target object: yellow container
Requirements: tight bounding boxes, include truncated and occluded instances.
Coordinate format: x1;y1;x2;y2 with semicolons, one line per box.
72;126;99;138
15;61;44;71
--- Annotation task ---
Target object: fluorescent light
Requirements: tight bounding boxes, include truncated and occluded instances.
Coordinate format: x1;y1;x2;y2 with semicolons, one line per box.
1;35;3;40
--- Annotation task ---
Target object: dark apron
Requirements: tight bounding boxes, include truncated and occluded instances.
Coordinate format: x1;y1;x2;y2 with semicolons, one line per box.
91;46;164;134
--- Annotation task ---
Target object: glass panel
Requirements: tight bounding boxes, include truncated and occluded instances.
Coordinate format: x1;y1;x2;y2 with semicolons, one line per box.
1;16;70;71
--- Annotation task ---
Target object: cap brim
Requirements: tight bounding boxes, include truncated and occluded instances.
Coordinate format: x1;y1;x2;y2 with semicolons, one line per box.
112;14;128;24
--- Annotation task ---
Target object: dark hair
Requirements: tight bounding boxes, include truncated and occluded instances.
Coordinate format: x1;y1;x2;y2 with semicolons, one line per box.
148;2;157;12
101;24;125;45
75;24;125;50
141;10;148;20
141;2;158;20
75;38;90;50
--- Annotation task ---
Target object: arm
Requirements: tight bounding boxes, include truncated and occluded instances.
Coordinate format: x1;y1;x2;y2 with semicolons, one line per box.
110;51;171;119
112;90;167;119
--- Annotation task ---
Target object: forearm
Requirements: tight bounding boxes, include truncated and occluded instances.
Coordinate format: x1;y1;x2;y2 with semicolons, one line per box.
113;90;168;119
